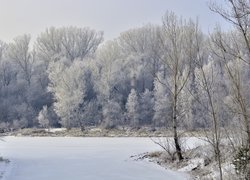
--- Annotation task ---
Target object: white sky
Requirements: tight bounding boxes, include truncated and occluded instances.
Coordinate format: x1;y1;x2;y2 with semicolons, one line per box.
0;0;231;43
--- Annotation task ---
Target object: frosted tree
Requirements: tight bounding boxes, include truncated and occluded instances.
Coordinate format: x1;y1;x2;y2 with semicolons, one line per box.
158;12;199;160
193;26;229;179
0;48;13;88
93;40;129;127
34;26;103;128
61;27;103;61
38;105;50;128
118;25;162;92
6;34;50;127
153;73;171;127
81;100;100;127
35;27;63;64
194;57;226;180
48;60;86;129
8;34;35;86
210;0;250;149
93;40;123;101
210;0;250;66
140;89;154;125
102;100;122;129
36;26;103;64
0;40;33;127
126;89;140;127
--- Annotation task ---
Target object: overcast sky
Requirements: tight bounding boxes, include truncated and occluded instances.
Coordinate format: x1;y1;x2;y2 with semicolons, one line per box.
0;0;231;43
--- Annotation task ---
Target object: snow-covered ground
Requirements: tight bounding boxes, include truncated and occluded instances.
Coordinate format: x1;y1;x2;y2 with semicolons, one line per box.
0;137;188;180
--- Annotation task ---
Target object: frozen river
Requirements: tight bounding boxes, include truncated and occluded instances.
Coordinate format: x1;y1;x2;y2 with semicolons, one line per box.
0;137;188;180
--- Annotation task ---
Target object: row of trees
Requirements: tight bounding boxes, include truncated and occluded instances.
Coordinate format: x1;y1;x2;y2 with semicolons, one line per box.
0;4;248;135
0;24;197;130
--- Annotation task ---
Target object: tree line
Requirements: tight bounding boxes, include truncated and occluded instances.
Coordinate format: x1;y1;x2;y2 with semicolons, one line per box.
0;2;247;137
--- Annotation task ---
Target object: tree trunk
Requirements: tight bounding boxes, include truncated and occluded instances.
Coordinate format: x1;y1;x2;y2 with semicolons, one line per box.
243;109;250;148
173;87;183;161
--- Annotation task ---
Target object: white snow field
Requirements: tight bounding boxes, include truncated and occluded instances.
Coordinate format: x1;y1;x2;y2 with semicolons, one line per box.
0;137;188;180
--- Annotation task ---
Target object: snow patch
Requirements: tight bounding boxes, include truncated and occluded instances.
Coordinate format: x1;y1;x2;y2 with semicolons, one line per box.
45;128;66;133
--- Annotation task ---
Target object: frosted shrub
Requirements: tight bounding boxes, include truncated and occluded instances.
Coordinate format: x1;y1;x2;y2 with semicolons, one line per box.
38;106;50;128
233;146;250;179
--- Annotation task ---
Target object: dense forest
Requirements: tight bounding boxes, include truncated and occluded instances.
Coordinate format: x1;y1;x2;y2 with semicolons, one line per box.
0;1;249;152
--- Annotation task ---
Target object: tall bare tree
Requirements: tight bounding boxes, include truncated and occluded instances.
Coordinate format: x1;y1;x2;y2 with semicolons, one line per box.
159;12;198;161
193;28;224;179
210;0;250;148
8;34;34;86
36;27;103;64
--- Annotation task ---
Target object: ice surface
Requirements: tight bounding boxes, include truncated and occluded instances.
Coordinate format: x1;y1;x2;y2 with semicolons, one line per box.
0;137;188;180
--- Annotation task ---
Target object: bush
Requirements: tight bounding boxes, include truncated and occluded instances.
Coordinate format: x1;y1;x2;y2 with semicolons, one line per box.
233;146;250;179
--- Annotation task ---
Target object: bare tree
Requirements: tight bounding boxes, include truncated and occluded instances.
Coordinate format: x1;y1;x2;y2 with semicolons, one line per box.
210;0;250;148
158;12;198;161
209;2;250;178
0;41;12;87
118;25;163;90
61;27;103;61
194;27;224;179
36;27;63;64
210;0;250;64
36;26;103;65
8;34;34;86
